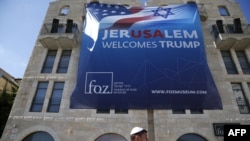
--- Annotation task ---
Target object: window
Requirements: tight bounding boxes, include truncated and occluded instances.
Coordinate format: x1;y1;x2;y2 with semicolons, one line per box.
247;82;250;94
172;109;185;114
212;25;219;39
57;50;71;73
177;133;207;141
22;131;54;141
50;19;59;33
96;109;110;114
91;0;100;3
190;109;203;114
218;6;230;16
41;50;57;73
234;18;243;33
47;82;64;112
50;18;64;33
236;51;250;74
95;133;127;141
65;19;73;33
72;24;78;33
59;6;69;16
115;109;128;114
57;24;64;33
231;83;250;114
30;82;48;112
187;1;196;5
216;20;224;33
221;51;238;74
225;24;235;33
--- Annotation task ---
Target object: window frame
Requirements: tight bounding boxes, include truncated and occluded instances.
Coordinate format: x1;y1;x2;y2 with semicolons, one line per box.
41;50;57;73
190;109;203;114
221;51;238;74
59;6;70;16
218;6;230;16
47;82;65;113
22;131;54;141
30;82;49;112
231;83;250;114
172;109;186;114
114;109;128;114
96;109;110;114
236;51;250;74
56;50;71;73
177;133;207;141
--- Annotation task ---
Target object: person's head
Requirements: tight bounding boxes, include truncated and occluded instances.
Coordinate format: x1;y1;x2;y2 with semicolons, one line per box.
130;127;149;141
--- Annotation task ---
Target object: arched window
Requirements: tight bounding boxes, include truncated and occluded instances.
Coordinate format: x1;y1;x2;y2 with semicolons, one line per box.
218;6;230;16
22;131;54;141
95;133;127;141
177;133;207;141
160;4;168;6
59;6;70;16
187;1;196;4
90;0;99;3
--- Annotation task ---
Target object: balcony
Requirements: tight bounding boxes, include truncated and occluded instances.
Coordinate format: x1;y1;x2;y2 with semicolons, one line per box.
39;20;80;49
211;19;250;50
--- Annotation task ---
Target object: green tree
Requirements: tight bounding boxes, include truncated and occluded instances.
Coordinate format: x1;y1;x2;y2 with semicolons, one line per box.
0;88;17;138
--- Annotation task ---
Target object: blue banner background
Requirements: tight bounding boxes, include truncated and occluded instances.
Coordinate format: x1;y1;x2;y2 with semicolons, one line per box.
70;3;222;109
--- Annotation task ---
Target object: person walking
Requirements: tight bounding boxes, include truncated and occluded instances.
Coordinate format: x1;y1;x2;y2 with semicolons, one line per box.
130;127;149;141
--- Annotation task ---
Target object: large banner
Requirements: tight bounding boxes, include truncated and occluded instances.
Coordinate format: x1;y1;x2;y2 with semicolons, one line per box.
70;3;222;109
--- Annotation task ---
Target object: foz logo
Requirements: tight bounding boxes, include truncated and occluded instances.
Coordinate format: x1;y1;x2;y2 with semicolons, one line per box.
85;72;113;94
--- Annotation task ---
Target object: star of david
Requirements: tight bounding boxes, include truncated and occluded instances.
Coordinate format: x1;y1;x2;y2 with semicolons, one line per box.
152;7;174;19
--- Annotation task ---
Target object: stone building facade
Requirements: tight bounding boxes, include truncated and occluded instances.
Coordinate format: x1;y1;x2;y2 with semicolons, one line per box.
0;68;20;95
1;0;250;141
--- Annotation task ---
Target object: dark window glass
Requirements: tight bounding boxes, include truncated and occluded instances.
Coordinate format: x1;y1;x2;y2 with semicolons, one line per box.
177;133;207;141
172;109;185;114
236;51;250;74
59;6;69;16
231;83;250;114
72;24;78;33
216;20;224;33
50;19;59;33
187;1;196;5
47;82;64;112
115;109;128;114
65;19;73;33
190;109;203;114
221;51;238;74
212;25;219;39
234;18;243;33
57;50;71;73
226;24;235;33
218;6;230;16
30;82;48;112
247;83;250;91
95;133;127;141
41;50;57;73
96;109;110;114
22;131;54;141
57;24;64;33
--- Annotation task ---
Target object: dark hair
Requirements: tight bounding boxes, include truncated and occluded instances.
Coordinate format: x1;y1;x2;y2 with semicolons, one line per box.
130;130;147;141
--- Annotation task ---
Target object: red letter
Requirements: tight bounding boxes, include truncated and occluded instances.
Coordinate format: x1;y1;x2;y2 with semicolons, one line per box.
143;30;152;38
153;30;163;38
131;30;141;38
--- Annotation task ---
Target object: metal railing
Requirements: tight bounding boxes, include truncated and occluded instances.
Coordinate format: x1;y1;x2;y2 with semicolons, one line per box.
40;23;80;36
211;23;250;40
